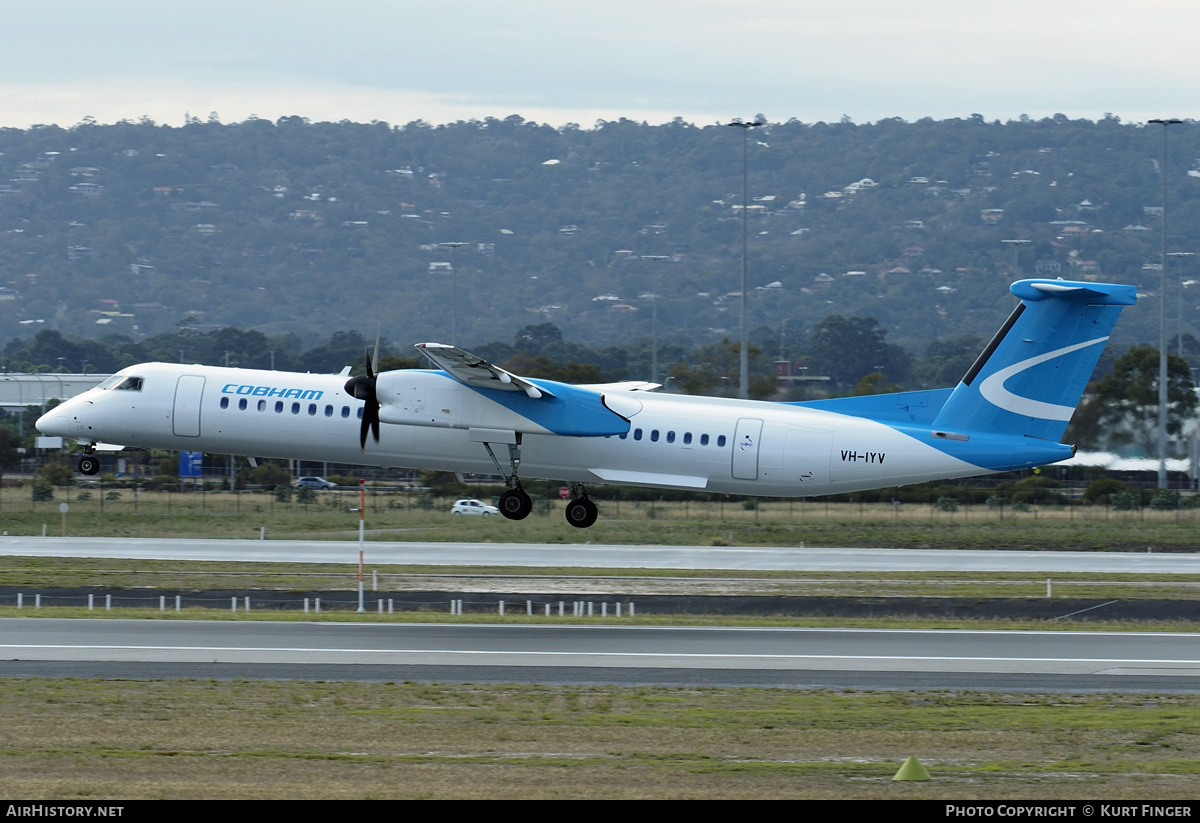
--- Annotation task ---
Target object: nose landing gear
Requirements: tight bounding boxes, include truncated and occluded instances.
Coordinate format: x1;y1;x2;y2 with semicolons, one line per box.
77;447;99;476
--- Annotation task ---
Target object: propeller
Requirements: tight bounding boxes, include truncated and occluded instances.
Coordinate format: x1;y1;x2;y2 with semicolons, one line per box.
344;330;381;451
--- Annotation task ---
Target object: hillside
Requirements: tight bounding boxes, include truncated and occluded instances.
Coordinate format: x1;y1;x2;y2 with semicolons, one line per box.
0;114;1196;371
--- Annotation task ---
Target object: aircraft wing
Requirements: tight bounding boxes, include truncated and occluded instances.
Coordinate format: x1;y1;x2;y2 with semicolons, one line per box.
415;343;555;399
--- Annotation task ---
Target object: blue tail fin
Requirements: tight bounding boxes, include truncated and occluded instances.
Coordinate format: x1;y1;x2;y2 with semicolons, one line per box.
930;279;1136;442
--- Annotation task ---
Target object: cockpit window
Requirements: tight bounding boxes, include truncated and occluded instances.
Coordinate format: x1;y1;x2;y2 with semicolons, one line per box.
115;376;143;391
97;375;124;390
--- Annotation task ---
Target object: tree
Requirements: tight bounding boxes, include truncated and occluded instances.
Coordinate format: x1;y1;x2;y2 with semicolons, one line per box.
1069;346;1197;454
501;354;606;384
513;323;564;356
0;428;22;483
848;372;901;396
666;338;775;399
806;316;911;390
912;335;984;388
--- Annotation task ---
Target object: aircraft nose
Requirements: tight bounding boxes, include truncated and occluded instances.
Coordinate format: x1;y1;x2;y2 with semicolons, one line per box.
35;408;69;437
36;397;90;438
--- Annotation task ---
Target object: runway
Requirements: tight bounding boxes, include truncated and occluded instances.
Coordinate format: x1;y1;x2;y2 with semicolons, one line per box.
2;535;1199;572
3;539;1198;691
3;618;1200;691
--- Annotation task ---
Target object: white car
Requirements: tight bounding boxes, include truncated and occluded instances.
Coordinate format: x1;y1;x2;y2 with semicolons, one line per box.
451;498;499;516
295;476;337;490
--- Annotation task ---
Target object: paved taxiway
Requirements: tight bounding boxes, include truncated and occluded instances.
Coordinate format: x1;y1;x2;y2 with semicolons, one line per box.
2;536;1199;572
4;618;1200;691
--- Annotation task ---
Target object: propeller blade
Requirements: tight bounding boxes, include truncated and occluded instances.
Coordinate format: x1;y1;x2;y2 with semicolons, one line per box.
371;326;381;378
346;345;381;452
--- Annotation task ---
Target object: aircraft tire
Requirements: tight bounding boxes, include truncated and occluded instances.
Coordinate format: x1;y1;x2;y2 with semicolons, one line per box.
77;455;100;476
498;489;533;520
564;497;598;529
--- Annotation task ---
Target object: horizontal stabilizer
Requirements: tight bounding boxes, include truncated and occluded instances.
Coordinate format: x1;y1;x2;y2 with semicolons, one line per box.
579;380;661;392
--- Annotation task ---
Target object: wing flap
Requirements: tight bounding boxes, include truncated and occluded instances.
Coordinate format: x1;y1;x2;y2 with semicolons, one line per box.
589;468;709;489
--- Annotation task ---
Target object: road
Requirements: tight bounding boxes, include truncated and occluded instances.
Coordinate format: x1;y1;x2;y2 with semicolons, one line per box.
2;536;1198;572
3;618;1200;691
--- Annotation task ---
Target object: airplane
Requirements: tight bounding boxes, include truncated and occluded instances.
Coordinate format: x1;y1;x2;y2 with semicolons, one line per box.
36;278;1135;529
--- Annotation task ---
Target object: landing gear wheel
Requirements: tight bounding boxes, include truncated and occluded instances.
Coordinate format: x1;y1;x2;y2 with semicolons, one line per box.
498;488;533;520
564;497;598;529
77;455;100;476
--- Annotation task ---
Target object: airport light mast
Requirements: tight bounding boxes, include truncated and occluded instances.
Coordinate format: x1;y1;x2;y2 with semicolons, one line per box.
1149;118;1182;489
728;116;765;400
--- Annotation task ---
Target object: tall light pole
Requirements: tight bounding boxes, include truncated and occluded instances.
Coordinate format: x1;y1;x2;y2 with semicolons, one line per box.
1150;118;1182;489
1167;251;1195;356
641;255;669;384
728;116;765;399
439;241;469;345
1001;239;1031;276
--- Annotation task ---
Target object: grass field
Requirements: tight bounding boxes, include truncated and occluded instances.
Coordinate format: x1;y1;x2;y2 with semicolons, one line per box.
4;487;1200;799
0;679;1198;799
4;486;1199;551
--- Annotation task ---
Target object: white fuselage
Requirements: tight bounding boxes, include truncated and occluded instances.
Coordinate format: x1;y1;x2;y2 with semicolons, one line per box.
38;362;1007;496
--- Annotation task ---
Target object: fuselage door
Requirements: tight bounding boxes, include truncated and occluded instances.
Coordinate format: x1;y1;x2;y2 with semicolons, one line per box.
172;375;205;437
783;429;833;489
731;417;764;480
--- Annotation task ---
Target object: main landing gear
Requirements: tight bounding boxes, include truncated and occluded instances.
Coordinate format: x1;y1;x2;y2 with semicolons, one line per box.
479;435;599;528
498;486;533;520
564;484;598;529
481;435;534;522
77;446;99;476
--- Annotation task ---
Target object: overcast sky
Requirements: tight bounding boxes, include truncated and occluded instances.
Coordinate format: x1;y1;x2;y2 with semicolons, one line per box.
2;0;1196;129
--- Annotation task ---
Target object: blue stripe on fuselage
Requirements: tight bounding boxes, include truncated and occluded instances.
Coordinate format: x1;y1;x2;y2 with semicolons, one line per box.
434;372;630;436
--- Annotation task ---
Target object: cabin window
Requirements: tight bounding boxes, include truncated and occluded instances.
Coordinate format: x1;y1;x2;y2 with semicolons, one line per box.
291;402;300;414
633;428;643;441
683;432;692;445
356;407;363;420
700;434;709;446
219;397;229;409
619;431;627;440
341;406;350;418
238;398;247;411
275;401;284;413
650;429;659;442
717;435;727;447
324;405;334;417
257;400;266;412
308;403;317;416
666;431;675;444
